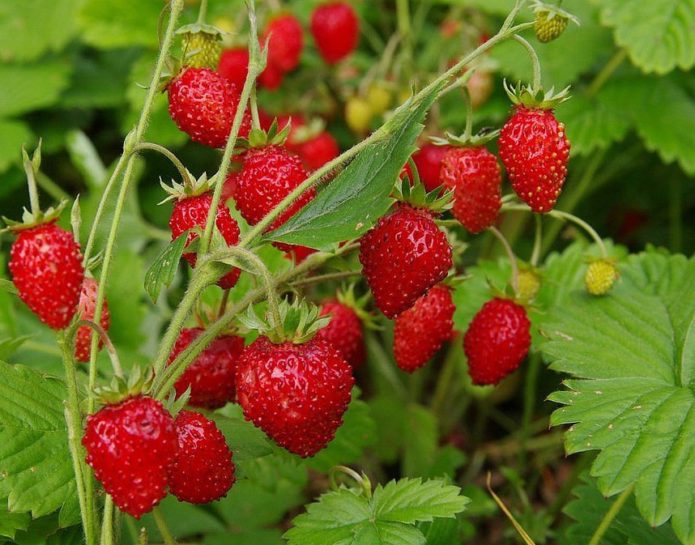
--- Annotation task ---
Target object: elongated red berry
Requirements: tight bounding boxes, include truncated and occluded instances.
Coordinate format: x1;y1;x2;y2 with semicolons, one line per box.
464;298;531;385
83;396;177;518
236;337;354;457
9;222;84;329
394;285;455;372
169;193;241;289
218;47;249;88
167;328;244;409
311;2;359;64
441;146;502;233
412;143;452;192
263;14;304;72
168;67;251;149
168;410;235;504
359;204;452;318
316;301;365;369
74;278;111;362
498;106;570;213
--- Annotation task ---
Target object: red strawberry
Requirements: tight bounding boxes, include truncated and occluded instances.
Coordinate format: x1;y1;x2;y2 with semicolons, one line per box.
9;222;84;329
316;301;365;369
167;328;244;409
283;245;317;263
498;106;570;213
440;146;502;233
464;298;531;385
263;14;304;72
359;204;452;318
411;143;452;192
218;47;249;89
167;67;251;149
288;131;340;171
74;277;111;363
393;285;455;372
311;2;359;64
82;396;177;518
168;410;235;504
258;63;285;90
235;336;354;457
169;192;241;289
225;145;312;231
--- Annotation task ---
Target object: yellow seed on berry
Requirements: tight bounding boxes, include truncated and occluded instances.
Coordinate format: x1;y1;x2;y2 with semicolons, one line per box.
584;259;619;296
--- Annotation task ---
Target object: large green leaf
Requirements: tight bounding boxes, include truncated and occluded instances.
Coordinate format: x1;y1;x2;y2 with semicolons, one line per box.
78;0;162;49
0;505;30;539
543;251;695;544
266;83;445;249
596;0;695;74
0;62;71;118
0;361;77;524
0;121;34;174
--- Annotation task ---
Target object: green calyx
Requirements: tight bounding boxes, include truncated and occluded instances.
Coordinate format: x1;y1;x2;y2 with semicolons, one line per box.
236;118;291;151
503;79;571;110
393;175;453;215
239;298;330;344
93;365;154;406
431;128;500;149
336;284;380;331
159;170;214;203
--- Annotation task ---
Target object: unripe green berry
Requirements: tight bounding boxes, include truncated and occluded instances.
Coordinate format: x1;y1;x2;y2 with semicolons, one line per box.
584;259;618;296
534;10;569;43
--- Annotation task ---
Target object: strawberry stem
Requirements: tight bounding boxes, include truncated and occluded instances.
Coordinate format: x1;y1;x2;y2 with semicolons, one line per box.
489;226;520;295
22;148;41;217
74;319;123;378
98;497;114;545
462;87;474;141
249;86;262;131
329;465;373;499
530;215;542;266
587;484;635;545
132;143;191;189
196;0;208;25
152;508;177;545
513;35;542;91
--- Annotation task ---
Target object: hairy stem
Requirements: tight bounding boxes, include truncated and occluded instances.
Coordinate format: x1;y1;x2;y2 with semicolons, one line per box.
99;497;114;545
530;215;542;266
586;49;627;98
132;142;191;186
513;35;542;90
153;508;177;545
489;226;519;294
588;485;635;545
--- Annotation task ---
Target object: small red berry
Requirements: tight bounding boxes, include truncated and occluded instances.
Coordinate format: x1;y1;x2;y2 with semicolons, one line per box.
167;67;251;149
236;337;354;457
311;2;359;64
168;193;241;289
168;410;236;504
263;14;304;73
411;143;452;192
218;47;249;89
9;222;84;329
74;278;110;362
440;146;502;233
316;301;365;369
167;328;244;409
258;63;285;90
288;131;340;171
359;204;452;318
82;396;177;518
394;285;455;372
464;298;531;385
498;106;570;213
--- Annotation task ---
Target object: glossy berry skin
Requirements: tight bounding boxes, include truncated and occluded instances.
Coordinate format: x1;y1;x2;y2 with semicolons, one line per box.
288;131;340;171
169;193;241;289
168;67;251;149
218;47;249;89
394;285;455;373
74;278;110;362
441;146;502;233
359;205;452;318
168;410;235;504
226;145;312;231
498;106;570;213
263;14;304;73
311;2;359;64
235;337;354;457
168;328;244;409
82;396;177;518
316;301;365;369
464;298;531;385
258;63;285;90
412;144;452;192
9;223;84;329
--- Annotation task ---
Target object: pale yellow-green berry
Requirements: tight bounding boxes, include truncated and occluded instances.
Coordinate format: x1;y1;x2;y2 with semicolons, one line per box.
534;10;569;43
345;97;373;134
182;32;222;69
517;268;541;303
367;83;392;115
584;259;619;296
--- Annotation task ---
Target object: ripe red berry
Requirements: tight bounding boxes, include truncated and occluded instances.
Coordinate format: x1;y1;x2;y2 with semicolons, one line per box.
167;67;251;149
9;222;84;329
498;106;570;213
225;145;312;231
283;245;317;263
411;144;452;192
236;337;354;457
218;47;249;89
74;277;110;363
167;328;244;409
288;131;340;171
82;396;177;518
263;14;304;73
394;285;455;372
359;204;452;318
169;193;241;289
464;298;531;385
258;63;285;90
311;2;359;64
167;410;235;504
440;146;502;233
316;301;365;369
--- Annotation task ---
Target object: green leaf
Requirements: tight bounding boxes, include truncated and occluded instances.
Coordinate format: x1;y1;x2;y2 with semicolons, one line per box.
0;62;71;118
65;131;107;190
0;121;34;173
213;404;275;464
596;0;695;74
0;335;33;360
402;405;438;478
107;250;148;350
0;361;77;523
0;504;30;539
266;83;445;249
78;0;163;49
433;0;514;15
543;251;695;544
203;528;284;545
417;517;461;545
373;479;470;524
144;234;187;303
352;521;425;545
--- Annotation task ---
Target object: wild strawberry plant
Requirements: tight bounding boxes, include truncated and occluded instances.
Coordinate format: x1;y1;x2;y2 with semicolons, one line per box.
0;0;694;544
